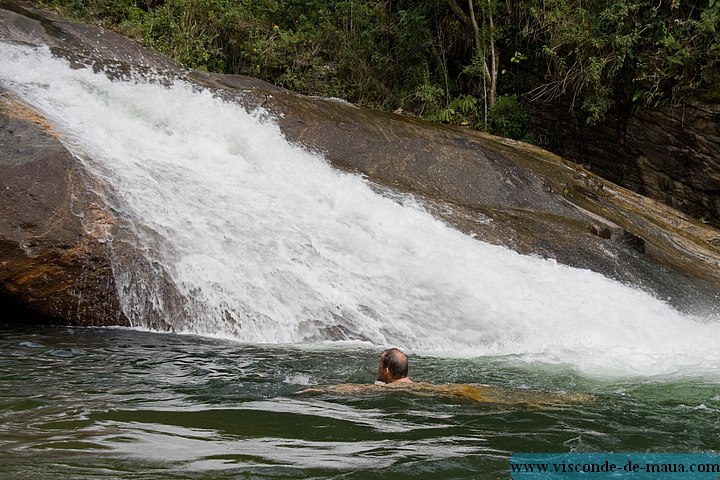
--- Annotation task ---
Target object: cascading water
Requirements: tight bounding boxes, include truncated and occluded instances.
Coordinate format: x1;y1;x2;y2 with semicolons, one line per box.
2;42;719;379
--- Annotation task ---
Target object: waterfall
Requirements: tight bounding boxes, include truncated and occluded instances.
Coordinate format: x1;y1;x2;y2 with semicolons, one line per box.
2;42;719;378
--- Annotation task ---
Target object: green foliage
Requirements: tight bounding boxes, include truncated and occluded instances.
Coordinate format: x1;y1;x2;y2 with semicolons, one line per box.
34;0;720;135
37;0;140;24
520;0;720;122
410;81;446;117
437;94;479;125
488;94;534;142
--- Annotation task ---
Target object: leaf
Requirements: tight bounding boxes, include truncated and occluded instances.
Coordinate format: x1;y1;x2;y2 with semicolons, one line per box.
631;89;646;102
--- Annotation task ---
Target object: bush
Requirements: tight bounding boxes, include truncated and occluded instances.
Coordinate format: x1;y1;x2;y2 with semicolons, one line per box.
488;94;534;142
33;0;719;138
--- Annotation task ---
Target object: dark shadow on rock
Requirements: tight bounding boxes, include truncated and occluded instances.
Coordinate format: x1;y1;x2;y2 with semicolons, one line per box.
531;96;720;229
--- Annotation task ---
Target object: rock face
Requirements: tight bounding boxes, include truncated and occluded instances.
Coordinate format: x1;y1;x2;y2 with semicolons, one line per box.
0;1;180;327
1;0;719;327
532;98;720;228
0;90;128;325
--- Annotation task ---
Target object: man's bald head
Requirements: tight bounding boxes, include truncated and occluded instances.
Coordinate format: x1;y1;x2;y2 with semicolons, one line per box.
377;348;409;383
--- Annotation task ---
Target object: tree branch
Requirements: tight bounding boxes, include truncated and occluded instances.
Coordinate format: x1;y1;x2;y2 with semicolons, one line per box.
446;0;472;27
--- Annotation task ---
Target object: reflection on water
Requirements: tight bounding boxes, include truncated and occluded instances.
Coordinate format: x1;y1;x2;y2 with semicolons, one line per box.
1;326;719;479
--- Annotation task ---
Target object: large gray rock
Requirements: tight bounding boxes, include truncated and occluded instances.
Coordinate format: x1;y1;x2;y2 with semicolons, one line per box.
0;2;183;327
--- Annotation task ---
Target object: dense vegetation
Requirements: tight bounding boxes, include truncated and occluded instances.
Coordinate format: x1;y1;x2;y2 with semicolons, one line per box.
36;0;720;141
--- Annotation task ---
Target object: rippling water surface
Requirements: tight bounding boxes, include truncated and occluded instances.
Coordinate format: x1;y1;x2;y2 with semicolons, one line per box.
2;326;719;479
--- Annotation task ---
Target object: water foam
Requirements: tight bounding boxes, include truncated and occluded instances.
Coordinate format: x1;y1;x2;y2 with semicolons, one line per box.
2;42;719;379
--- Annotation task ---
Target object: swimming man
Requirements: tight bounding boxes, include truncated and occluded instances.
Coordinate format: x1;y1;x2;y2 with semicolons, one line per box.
376;347;413;385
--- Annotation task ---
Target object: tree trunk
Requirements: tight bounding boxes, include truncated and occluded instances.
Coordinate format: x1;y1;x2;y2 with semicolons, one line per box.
487;0;497;108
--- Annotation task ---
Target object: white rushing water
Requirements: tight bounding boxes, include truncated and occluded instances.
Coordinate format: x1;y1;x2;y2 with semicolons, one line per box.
2;42;719;379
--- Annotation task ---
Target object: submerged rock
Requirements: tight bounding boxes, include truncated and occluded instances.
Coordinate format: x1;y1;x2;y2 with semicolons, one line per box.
0;0;718;327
